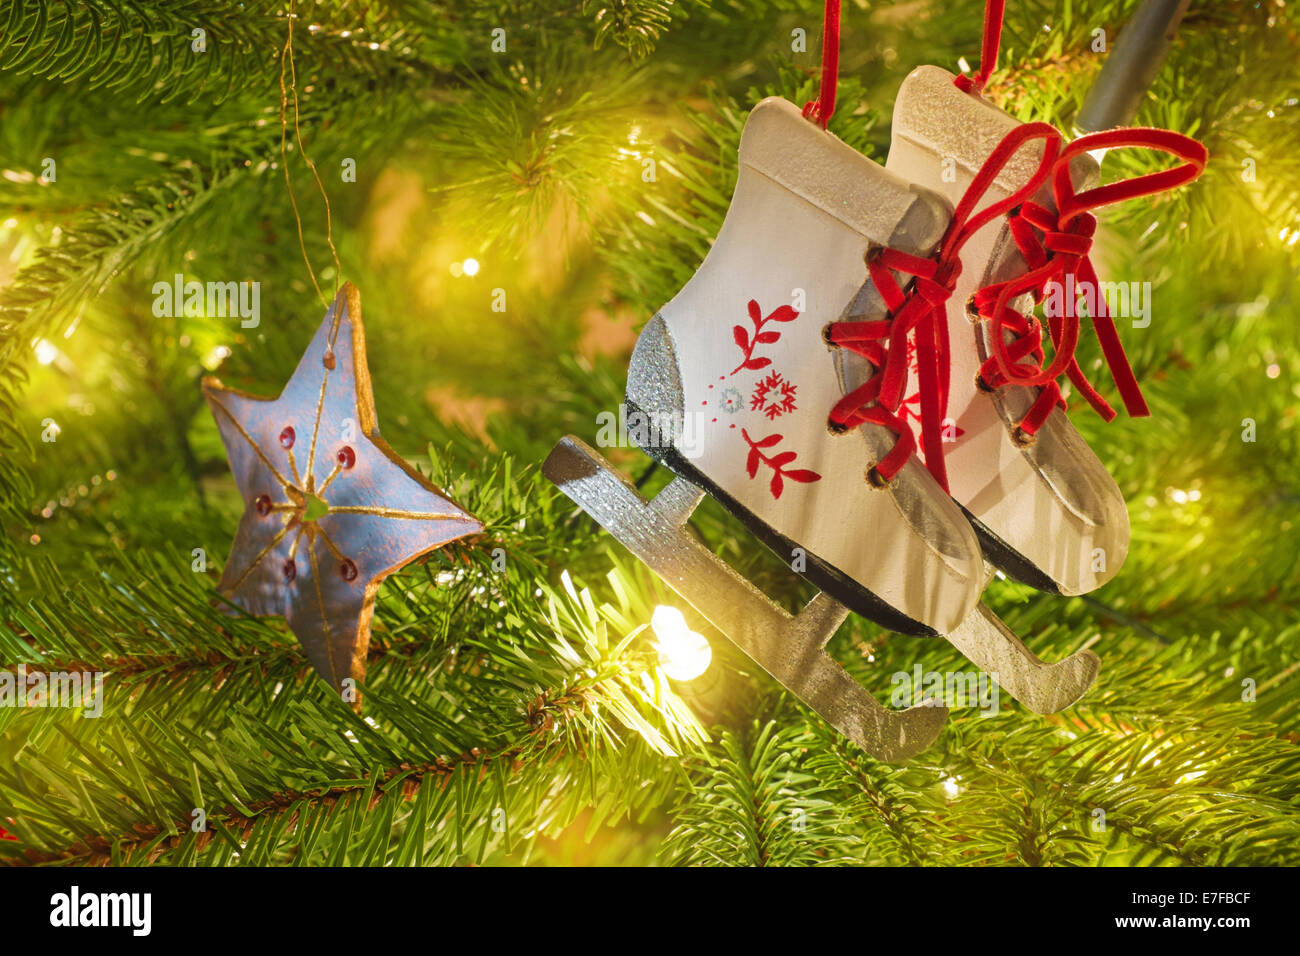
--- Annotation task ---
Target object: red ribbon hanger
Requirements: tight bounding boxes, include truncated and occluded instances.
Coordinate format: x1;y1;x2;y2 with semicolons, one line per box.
954;0;1007;95
802;0;841;128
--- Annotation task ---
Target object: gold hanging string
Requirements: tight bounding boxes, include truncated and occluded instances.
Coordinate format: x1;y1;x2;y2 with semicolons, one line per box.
279;0;342;306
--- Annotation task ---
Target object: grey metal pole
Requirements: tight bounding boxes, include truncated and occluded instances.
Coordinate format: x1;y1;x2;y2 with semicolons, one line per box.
1076;0;1191;131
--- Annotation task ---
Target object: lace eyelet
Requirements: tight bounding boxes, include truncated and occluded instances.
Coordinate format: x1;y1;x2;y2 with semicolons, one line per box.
965;295;981;320
827;418;850;436
1012;425;1037;447
822;323;839;348
863;243;883;267
865;465;890;489
975;372;996;394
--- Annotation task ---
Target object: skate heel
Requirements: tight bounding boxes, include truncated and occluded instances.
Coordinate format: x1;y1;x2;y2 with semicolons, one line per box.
543;435;948;761
624;312;683;465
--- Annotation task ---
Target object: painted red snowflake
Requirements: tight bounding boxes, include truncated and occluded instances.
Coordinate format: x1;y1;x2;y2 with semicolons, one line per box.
750;371;797;420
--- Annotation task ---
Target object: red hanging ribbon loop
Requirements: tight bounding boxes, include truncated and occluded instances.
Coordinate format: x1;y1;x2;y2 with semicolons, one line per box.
953;0;1005;94
802;0;841;128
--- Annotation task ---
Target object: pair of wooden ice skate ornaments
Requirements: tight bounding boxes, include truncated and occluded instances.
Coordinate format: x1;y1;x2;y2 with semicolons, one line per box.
545;61;1206;760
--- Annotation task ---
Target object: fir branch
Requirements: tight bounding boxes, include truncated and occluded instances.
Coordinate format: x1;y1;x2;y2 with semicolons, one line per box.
7;720;566;866
0;558;705;864
661;721;859;866
805;729;943;866
0;0;440;105
586;0;679;60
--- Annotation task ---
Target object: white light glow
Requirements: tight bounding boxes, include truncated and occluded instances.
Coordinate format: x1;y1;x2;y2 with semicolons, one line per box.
651;605;712;681
34;339;58;366
462;257;480;277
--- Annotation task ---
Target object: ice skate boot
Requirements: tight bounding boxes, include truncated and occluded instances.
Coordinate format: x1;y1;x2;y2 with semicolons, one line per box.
886;64;1204;596
547;96;988;759
826;113;1107;714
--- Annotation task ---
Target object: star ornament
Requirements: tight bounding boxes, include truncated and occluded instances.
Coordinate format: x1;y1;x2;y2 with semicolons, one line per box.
202;283;482;698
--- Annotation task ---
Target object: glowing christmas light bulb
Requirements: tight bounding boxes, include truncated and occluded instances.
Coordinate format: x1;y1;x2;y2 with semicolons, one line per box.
650;605;711;681
462;257;481;277
33;338;58;365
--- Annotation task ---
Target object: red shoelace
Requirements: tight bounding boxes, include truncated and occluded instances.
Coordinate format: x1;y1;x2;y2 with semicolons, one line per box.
954;1;1207;439
810;0;1206;491
826;123;1062;491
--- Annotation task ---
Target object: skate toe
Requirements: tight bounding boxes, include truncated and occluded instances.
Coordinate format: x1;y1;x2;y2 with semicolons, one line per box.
884;458;986;634
1027;409;1131;594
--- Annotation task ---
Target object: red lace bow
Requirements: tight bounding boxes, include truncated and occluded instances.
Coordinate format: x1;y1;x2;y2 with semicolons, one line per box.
974;129;1208;437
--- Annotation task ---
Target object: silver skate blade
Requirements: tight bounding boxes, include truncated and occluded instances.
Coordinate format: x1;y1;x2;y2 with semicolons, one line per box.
945;602;1100;714
543;436;947;761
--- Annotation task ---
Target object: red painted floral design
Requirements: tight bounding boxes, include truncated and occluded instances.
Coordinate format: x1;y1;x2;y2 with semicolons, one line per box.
741;428;821;499
750;371;797;420
730;299;798;376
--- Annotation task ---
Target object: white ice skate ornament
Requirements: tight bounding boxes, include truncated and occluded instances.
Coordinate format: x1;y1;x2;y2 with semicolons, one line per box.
885;64;1206;596
821;116;1111;716
886;66;1123;596
546;95;1108;760
550;96;982;760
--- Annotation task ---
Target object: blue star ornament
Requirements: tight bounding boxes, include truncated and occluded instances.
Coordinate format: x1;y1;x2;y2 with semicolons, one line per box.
202;283;482;696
